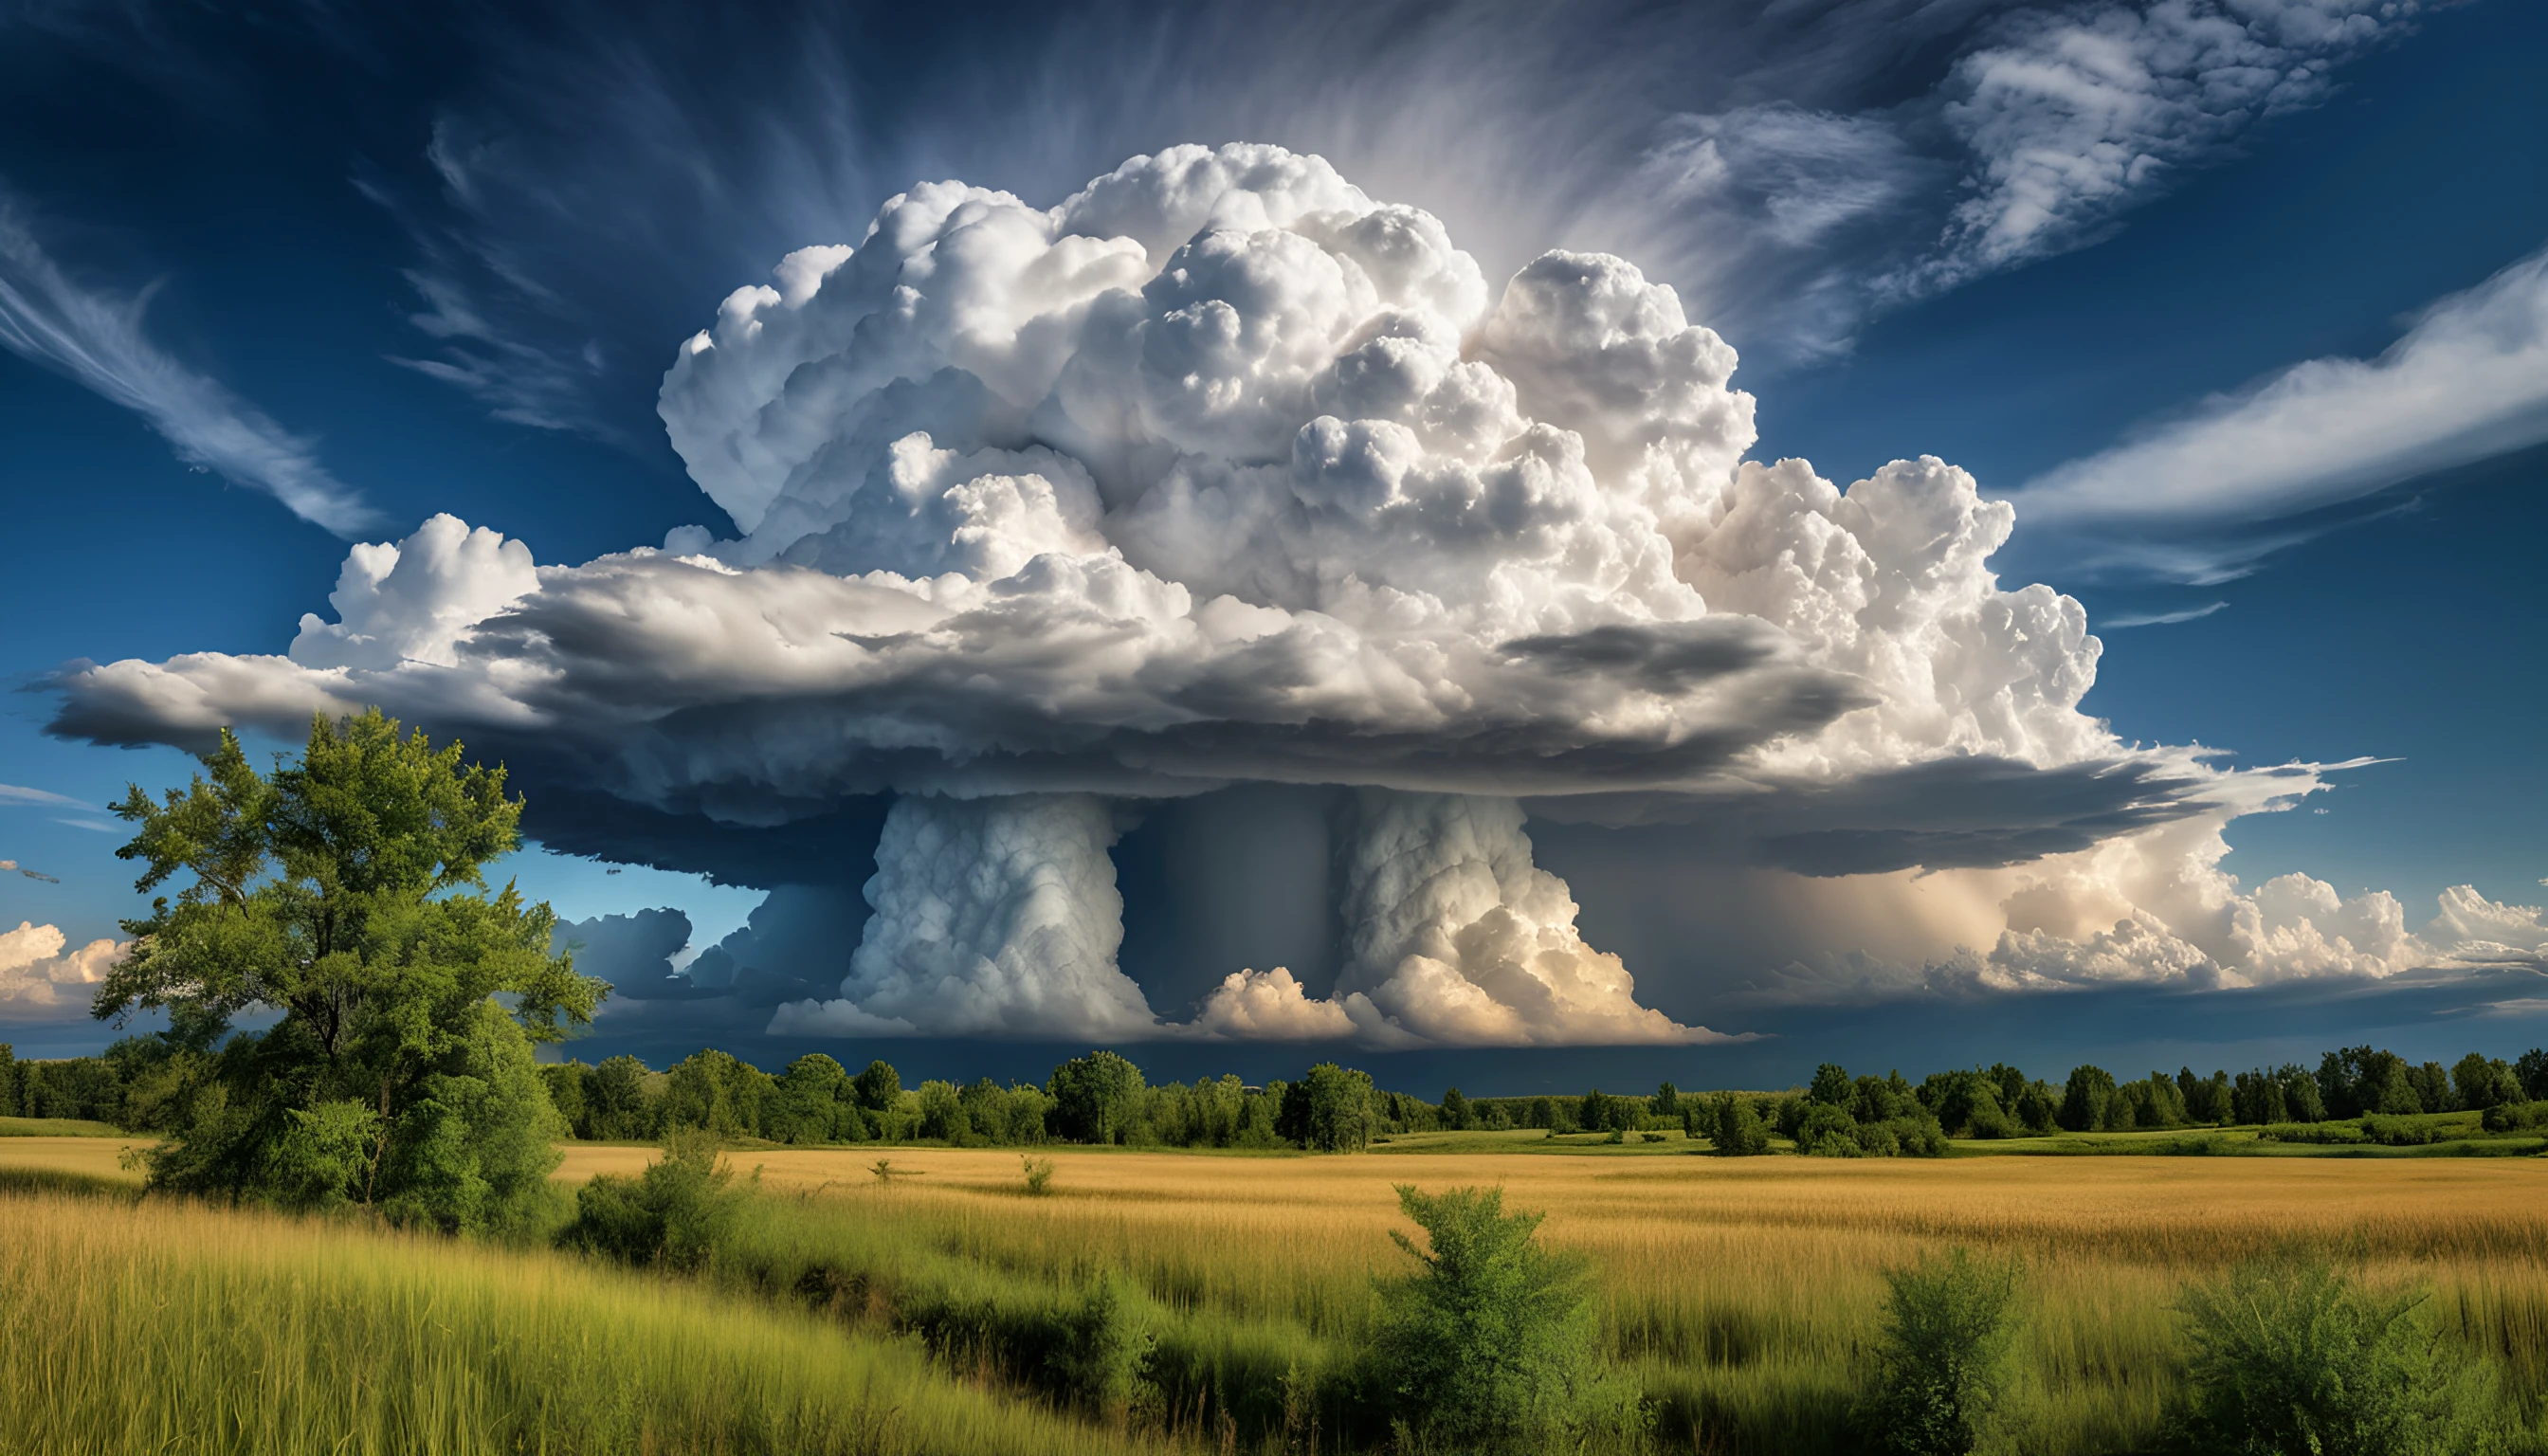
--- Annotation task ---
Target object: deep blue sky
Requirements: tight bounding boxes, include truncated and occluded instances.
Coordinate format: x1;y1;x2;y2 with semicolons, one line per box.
2;0;2542;1086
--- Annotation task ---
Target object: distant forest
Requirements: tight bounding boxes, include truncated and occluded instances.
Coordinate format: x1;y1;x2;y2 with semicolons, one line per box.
10;1036;2545;1156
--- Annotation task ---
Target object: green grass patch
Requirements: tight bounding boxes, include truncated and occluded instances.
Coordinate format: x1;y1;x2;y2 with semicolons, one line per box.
0;1186;1168;1456
0;1116;127;1138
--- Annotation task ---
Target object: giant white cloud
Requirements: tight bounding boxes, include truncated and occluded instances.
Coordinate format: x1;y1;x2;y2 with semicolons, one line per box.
47;142;2529;1046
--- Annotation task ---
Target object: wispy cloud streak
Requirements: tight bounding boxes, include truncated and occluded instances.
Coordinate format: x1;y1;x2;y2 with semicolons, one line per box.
0;194;379;536
0;784;83;808
2013;242;2548;576
2100;601;2227;629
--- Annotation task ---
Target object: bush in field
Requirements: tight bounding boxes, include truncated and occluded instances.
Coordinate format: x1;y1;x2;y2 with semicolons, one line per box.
1866;1104;1950;1156
1861;1247;2023;1456
1044;1274;1154;1419
2481;1100;2548;1133
2174;1255;2507;1456
1368;1184;1637;1452
555;1130;746;1272
2360;1115;2444;1147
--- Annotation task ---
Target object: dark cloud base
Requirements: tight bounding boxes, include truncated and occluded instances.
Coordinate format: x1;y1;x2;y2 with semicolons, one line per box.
1528;753;2219;876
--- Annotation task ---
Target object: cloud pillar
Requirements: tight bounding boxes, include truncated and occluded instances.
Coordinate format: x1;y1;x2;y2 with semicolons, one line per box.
819;792;1157;1038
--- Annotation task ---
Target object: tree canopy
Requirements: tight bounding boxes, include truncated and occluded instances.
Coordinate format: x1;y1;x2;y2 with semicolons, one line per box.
97;710;605;1231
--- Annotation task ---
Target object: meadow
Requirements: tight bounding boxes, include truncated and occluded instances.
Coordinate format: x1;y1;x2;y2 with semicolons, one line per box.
6;1127;2542;1453
0;1174;1171;1456
550;1132;2548;1452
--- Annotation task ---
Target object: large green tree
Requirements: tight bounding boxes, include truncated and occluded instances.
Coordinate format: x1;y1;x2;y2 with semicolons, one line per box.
95;710;605;1232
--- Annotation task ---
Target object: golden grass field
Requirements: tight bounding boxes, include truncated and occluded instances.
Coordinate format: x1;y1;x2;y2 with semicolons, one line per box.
7;1130;2542;1452
561;1134;2548;1451
0;1133;146;1182
0;1182;1169;1456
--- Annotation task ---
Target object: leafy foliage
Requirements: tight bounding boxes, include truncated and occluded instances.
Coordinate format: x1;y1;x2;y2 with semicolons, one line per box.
555;1130;745;1272
1279;1062;1376;1151
1862;1248;2024;1456
1044;1275;1155;1418
96;711;601;1232
1706;1091;1771;1155
2174;1256;2509;1455
1367;1185;1638;1452
1047;1050;1146;1145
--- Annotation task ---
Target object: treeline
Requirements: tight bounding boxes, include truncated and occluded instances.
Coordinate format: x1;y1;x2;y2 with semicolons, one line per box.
1685;1045;2548;1158
0;1034;208;1125
536;1048;1422;1153
2039;1046;2548;1135
16;1033;2548;1156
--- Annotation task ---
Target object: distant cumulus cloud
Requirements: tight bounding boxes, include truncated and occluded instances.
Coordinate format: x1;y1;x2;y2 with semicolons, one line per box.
0;920;124;1009
0;191;380;536
45;144;2543;1046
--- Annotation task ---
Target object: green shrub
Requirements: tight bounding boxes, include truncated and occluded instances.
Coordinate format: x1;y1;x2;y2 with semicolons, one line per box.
2480;1100;2547;1134
2360;1115;2445;1147
2173;1255;2509;1455
1861;1247;2023;1455
1367;1184;1639;1453
555;1130;745;1271
1044;1274;1155;1419
2260;1120;2369;1145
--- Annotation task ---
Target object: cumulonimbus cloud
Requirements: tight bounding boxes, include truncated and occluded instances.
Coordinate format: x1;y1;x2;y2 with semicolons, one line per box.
46;143;2545;1046
0;194;379;537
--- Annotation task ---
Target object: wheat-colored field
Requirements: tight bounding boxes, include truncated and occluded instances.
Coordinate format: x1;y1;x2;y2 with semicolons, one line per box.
0;1185;1169;1456
7;1131;2540;1452
562;1137;2548;1451
0;1133;147;1182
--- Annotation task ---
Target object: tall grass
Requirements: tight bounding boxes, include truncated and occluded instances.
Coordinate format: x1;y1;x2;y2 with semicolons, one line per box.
567;1139;2548;1453
6;1137;2542;1454
0;1189;1170;1456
